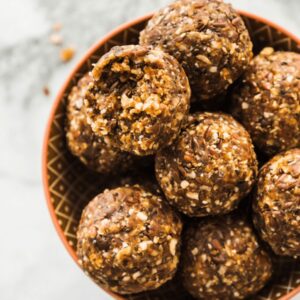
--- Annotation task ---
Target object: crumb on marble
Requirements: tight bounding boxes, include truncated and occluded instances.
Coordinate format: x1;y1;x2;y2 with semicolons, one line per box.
60;47;75;62
49;33;63;45
43;85;50;96
52;22;62;32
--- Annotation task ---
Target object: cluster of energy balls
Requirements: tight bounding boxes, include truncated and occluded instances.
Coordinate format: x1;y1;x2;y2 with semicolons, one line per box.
65;0;300;299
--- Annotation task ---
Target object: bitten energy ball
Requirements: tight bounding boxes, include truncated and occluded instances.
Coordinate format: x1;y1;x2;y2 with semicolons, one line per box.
253;149;300;257
84;45;191;156
182;216;272;299
77;186;182;294
230;48;300;156
140;0;252;101
66;73;134;174
156;112;258;217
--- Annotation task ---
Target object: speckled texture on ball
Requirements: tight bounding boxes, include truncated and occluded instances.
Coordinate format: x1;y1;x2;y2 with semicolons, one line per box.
66;73;134;174
182;215;273;299
155;112;258;217
77;186;182;294
84;45;191;156
253;148;300;257
140;0;253;102
230;48;300;157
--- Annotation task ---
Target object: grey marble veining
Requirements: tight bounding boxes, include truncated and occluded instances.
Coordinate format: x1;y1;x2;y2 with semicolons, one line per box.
0;1;299;300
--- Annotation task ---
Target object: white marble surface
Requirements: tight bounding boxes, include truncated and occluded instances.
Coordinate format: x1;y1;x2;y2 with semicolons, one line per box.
0;0;299;299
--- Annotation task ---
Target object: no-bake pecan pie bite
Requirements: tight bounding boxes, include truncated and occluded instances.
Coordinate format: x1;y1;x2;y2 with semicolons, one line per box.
77;186;182;294
66;73;135;174
84;45;191;156
253;148;300;257
156;112;258;217
140;0;253;102
230;48;300;157
181;215;272;299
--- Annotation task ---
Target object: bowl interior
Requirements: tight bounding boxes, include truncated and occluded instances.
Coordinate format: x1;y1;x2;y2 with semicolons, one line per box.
43;13;300;300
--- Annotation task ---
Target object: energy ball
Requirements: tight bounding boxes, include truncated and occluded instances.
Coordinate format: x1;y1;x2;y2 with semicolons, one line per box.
66;73;134;174
156;112;258;217
253;149;300;257
230;48;300;156
77;186;182;294
140;0;253;102
84;45;191;156
182;216;272;299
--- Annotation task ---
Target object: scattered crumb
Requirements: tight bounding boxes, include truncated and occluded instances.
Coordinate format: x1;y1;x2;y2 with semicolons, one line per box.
52;22;62;32
43;86;50;96
60;47;75;62
50;22;75;63
49;33;63;45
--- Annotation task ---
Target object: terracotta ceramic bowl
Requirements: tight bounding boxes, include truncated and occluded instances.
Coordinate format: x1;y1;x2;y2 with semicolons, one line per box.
42;11;300;300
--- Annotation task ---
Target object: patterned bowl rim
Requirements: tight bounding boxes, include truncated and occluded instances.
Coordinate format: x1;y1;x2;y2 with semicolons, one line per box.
42;11;300;300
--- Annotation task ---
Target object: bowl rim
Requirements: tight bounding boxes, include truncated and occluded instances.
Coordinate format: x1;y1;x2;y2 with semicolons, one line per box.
42;10;300;300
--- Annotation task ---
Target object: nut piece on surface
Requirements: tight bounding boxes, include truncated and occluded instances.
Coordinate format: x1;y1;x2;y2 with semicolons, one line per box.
66;73;135;174
181;215;272;299
49;33;63;45
52;22;62;32
84;45;191;156
60;46;75;62
140;0;253;102
155;112;258;217
253;148;300;257
230;48;300;157
76;185;182;294
43;85;50;96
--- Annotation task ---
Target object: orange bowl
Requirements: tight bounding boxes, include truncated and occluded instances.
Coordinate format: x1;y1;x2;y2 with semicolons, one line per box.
42;11;300;300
